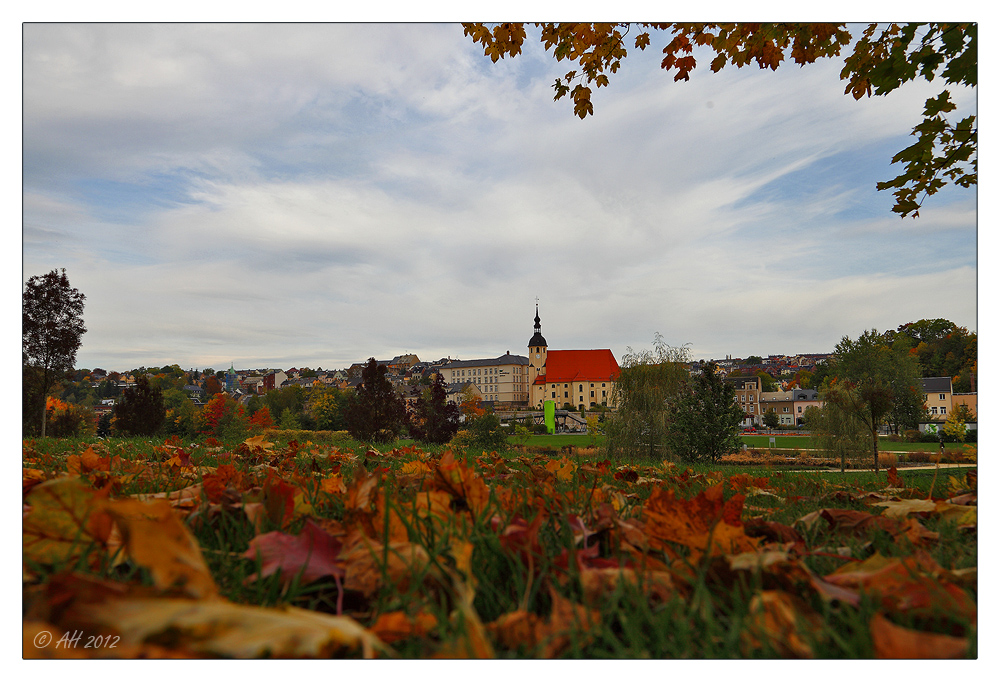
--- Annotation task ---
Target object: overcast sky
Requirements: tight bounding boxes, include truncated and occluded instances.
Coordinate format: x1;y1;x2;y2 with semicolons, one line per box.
21;19;979;373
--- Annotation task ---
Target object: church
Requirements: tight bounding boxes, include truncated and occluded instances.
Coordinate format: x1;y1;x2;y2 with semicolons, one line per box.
527;306;621;410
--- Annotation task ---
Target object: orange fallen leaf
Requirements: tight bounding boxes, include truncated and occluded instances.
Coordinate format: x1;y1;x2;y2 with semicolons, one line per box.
102;497;218;599
642;483;758;559
870;613;969;658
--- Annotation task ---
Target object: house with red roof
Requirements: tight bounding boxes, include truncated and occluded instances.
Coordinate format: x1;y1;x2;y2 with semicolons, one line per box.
526;305;620;410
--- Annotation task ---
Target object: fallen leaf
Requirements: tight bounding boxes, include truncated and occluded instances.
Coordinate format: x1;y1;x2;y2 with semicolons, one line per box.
870;613;969;658
102;497;218;599
243;518;345;587
642;483;759;559
23;477;113;568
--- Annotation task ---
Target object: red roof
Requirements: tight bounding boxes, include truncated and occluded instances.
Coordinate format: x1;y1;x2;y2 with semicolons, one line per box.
534;349;620;385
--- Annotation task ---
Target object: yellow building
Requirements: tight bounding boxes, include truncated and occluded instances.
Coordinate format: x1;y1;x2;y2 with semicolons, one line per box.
527;306;620;410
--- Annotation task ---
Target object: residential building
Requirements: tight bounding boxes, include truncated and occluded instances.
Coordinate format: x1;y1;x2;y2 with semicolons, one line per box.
759;390;796;426
921;377;953;421
951;392;977;420
727;375;762;427
526;306;620;410
441;352;530;404
791;388;821;425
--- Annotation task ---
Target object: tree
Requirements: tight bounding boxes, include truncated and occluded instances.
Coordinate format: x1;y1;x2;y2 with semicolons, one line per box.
113;374;166;436
196;393;248;442
344;358;408;444
464;22;976;218
22;269;87;437
819;329;921;472
762;409;780;432
604;334;691;461
309;389;349;431
812;380;872;472
409;373;461;444
667;361;744;463
756;370;778;392
249;406;275;431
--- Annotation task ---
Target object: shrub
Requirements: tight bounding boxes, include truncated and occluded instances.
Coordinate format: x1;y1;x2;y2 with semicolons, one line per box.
878;451;897;469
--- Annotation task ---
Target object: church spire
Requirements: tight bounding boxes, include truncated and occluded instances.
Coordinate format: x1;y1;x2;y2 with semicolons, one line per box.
529;303;547;349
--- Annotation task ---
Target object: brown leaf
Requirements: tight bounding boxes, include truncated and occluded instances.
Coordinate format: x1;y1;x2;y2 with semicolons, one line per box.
488;587;600;658
743;591;820;658
642;483;759;560
870;613;969;658
23;477;113;568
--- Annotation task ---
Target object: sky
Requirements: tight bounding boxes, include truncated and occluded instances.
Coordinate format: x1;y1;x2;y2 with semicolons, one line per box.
20;16;980;374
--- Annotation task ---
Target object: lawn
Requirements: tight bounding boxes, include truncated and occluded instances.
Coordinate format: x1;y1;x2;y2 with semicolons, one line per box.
23;435;977;659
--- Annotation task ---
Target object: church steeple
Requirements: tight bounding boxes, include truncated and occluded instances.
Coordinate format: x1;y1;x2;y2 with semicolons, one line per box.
527;304;548;402
528;303;547;349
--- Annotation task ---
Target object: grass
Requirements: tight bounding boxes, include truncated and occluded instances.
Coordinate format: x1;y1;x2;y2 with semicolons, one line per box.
23;434;977;659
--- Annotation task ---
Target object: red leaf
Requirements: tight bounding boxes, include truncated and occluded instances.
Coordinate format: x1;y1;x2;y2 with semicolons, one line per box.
243;518;345;587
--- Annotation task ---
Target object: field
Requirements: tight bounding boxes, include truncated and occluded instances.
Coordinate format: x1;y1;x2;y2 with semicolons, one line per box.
23;434;977;659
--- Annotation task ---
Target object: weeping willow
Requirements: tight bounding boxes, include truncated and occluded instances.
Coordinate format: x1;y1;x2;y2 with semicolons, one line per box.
603;333;691;463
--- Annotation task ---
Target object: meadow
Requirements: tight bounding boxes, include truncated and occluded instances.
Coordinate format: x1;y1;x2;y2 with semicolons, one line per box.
23;433;977;659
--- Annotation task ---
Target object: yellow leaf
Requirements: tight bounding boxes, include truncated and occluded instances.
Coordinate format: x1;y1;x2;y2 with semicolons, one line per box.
72;597;385;658
102;498;218;599
23;477;113;568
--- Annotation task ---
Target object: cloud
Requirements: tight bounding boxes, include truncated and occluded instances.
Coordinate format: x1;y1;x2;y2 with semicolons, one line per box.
21;23;977;371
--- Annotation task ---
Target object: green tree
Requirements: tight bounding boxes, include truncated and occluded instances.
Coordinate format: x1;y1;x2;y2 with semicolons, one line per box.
813;380;872;472
162;387;198;439
667;361;744;463
885;336;927;435
309;388;349;431
756;370;778;392
820;329;917;472
464;22;976;217
113;374;166;436
603;334;691;461
278;408;302;430
409;373;461;444
344;358;408;444
457;412;508;452
22;269;87;437
762;409;780;432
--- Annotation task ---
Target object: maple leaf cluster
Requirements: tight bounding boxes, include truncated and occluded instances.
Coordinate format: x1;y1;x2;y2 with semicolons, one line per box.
23;437;976;659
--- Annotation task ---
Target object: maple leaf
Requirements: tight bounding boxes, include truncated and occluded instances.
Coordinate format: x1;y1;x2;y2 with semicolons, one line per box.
641;482;759;560
431;450;491;515
243;518;346;587
102;497;218;599
23;477;113;568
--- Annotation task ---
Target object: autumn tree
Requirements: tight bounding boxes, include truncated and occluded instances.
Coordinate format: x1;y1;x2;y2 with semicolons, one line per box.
409;373;461;444
113;374;166;436
309;388;349;431
249;406;275;431
344;358;408;444
195;393;249;442
603;334;691;461
818;329;921;472
464;22;976;217
22;269;87;437
667;361;744;463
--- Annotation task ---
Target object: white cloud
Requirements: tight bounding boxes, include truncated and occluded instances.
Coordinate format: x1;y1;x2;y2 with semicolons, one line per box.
21;22;977;372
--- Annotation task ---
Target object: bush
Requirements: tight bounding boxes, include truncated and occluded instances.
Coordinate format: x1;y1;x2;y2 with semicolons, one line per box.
452;413;507;452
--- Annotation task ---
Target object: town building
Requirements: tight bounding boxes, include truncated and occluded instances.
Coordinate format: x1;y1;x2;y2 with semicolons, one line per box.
727;375;763;427
526;306;620;410
441;352;530;405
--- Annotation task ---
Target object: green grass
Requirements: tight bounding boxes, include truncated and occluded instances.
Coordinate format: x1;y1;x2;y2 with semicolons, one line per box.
24;434;977;659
